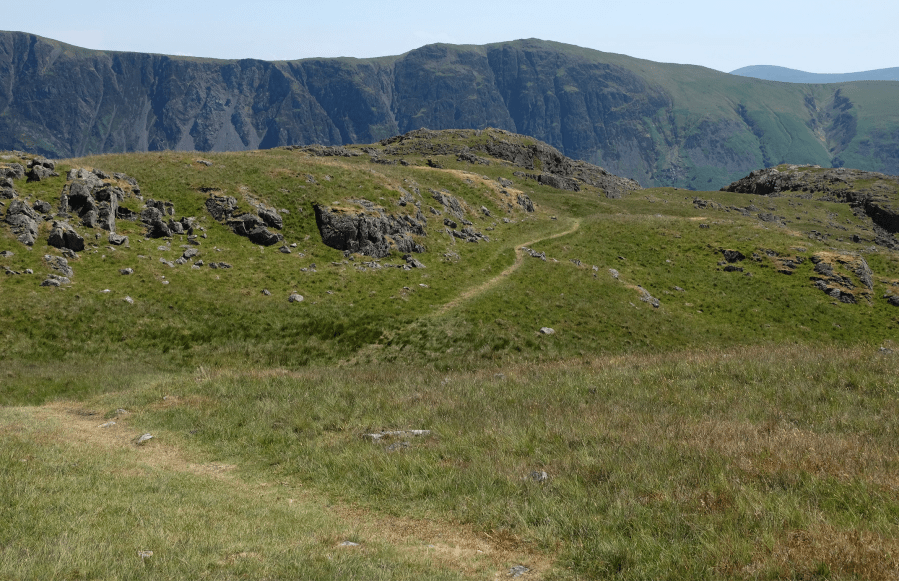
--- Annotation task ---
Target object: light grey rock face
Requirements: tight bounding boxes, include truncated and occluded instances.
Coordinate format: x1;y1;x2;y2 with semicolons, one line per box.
48;221;85;252
141;207;171;238
0;178;17;199
288;292;304;303
856;257;874;291
430;190;468;220
5;199;41;245
205;194;284;247
638;286;660;308
539;327;555;335
528;470;549;482
404;255;425;268
313;201;426;259
59;171;123;232
509;565;531;578
45;255;74;277
109;233;129;246
523;246;546;261
40;274;70;287
27;164;55;182
0;163;25;181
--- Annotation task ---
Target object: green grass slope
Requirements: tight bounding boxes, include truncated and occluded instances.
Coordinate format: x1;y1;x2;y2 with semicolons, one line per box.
2;135;899;579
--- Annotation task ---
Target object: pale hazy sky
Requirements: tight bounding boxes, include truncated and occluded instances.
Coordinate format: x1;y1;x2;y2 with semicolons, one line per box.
5;0;896;73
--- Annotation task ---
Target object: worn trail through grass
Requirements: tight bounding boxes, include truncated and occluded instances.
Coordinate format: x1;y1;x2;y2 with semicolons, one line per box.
434;218;581;316
2;403;553;580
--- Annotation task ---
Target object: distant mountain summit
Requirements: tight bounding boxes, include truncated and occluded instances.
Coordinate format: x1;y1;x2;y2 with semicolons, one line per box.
730;65;899;83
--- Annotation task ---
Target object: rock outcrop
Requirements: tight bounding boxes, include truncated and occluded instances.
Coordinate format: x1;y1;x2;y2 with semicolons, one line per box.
58;168;142;235
47;221;85;251
314;200;426;258
5;199;41;245
809;252;874;304
205;194;284;246
722;165;899;238
0;163;25;181
382;129;642;198
26;158;58;182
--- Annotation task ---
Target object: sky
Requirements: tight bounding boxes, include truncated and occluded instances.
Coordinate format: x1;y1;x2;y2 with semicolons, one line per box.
4;0;897;74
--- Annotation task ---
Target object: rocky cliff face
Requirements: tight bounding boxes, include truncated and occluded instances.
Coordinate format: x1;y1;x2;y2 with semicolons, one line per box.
3;33;899;189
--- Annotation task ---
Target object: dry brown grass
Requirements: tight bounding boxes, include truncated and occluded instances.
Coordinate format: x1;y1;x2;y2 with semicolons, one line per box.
742;525;899;580
679;417;899;490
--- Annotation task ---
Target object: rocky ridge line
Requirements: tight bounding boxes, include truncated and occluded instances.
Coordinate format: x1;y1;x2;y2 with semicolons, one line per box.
721;165;899;246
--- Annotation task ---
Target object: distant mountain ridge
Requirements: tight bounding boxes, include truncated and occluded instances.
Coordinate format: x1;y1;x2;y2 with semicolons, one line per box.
2;31;899;190
731;65;899;83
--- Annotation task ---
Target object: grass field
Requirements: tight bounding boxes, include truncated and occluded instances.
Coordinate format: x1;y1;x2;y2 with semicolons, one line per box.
2;137;899;579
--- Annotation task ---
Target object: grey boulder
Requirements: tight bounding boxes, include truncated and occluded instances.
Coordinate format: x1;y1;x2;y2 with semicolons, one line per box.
48;221;86;252
5;200;41;246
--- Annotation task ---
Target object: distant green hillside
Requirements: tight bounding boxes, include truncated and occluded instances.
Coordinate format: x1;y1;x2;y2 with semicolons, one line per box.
2;33;899;190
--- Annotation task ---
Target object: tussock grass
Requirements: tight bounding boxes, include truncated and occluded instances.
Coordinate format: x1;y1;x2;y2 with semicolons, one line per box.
22;344;888;580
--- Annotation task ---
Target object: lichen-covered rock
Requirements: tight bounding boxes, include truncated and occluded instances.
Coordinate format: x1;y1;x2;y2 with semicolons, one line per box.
140;207;171;238
431;190;468;220
517;193;535;212
0;177;17;199
5;199;41;246
205;194;283;246
40;274;71;287
722;249;745;263
809;252;873;303
638;286;660;308
27;164;56;182
60;172;122;232
32;200;52;214
538;173;581;192
314;201;426;258
0;163;25;181
108;233;128;245
44;254;74;277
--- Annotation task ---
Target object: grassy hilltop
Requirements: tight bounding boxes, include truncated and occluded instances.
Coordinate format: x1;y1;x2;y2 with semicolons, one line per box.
2;130;899;579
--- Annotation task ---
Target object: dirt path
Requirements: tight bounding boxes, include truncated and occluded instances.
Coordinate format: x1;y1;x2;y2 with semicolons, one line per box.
434;218;581;316
7;403;553;579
